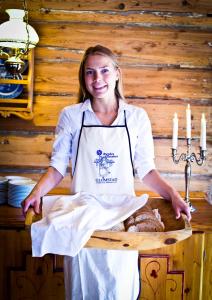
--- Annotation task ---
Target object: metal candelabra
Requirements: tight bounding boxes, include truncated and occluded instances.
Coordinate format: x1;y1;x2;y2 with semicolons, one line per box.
172;138;207;212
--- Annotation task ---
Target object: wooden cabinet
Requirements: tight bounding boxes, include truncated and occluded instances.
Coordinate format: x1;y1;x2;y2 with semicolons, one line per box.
0;229;65;300
0;50;34;120
139;233;207;300
0;199;211;300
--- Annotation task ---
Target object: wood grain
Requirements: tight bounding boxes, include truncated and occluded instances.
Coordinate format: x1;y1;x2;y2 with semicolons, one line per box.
0;0;211;195
32;24;212;67
1;0;212;14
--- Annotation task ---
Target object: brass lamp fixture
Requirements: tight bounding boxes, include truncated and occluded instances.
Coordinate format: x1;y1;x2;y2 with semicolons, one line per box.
0;1;39;75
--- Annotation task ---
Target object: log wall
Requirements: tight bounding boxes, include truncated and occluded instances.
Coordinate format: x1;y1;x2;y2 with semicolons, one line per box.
0;0;211;194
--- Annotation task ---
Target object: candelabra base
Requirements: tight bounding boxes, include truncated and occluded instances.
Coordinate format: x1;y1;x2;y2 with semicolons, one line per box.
187;202;196;213
172;144;206;215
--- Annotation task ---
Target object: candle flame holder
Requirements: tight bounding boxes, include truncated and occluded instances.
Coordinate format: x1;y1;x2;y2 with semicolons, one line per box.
172;138;206;212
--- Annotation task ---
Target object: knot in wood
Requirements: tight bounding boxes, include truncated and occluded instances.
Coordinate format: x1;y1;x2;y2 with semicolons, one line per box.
164;238;177;245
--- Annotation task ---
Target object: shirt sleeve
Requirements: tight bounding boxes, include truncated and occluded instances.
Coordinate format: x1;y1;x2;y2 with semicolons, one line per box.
50;108;72;177
133;110;155;180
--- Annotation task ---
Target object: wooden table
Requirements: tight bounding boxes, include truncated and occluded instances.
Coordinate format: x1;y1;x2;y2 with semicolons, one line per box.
0;197;211;300
0;197;211;231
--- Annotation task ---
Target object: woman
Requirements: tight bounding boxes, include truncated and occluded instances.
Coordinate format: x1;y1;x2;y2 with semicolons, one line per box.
22;45;191;300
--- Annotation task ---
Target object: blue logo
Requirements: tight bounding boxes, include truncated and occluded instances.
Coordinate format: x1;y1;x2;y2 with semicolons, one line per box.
94;149;118;183
96;150;102;156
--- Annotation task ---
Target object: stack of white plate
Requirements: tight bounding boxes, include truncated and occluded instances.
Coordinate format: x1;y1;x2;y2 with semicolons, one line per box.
0;177;8;204
6;175;30;181
8;179;36;208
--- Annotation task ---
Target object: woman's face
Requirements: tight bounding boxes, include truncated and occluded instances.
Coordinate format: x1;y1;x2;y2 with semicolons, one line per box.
84;54;119;101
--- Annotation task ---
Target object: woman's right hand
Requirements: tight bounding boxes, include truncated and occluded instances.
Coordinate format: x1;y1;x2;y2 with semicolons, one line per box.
21;167;64;217
21;191;42;216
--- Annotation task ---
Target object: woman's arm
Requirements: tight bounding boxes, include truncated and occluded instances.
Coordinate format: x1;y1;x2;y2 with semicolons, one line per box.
143;169;191;221
21;166;63;215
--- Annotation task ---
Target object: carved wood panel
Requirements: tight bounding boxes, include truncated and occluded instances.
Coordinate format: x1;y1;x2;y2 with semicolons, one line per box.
9;253;64;300
139;254;184;300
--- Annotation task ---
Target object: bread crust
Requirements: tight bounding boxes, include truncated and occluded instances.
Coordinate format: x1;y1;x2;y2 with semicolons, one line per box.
124;204;165;232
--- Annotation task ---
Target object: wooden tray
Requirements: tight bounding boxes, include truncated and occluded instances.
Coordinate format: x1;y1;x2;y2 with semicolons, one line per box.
25;197;192;251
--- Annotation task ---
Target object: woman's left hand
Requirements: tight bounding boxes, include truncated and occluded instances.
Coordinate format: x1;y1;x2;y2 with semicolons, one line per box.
143;170;192;221
171;192;191;221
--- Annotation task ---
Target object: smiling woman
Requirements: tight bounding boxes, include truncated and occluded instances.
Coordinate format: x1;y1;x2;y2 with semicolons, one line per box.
21;44;191;300
0;1;211;299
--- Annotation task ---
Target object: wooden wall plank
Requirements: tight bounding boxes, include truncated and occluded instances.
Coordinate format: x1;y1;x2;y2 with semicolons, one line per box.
32;24;212;68
1;0;212;14
33;99;212;138
2;9;212;29
0;98;211;137
0;0;211;194
34;43;212;70
0;170;210;193
0;135;210;175
33;96;75;127
0;135;53;167
28;13;212;29
33;62;212;100
128;102;212;137
122;67;212;100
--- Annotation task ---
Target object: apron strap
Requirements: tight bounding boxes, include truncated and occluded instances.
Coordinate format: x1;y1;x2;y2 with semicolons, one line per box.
124;110;135;177
73;111;85;175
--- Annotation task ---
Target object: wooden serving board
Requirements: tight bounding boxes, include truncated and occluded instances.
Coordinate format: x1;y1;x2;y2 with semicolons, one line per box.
25;197;192;251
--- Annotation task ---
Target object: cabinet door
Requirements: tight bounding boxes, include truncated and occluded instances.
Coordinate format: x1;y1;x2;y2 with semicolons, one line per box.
0;229;64;300
139;233;205;300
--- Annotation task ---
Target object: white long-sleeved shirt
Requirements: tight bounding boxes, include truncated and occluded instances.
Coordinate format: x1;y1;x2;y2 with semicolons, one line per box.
50;99;155;180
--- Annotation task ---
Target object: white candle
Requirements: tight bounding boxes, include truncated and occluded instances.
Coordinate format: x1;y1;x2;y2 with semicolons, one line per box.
186;104;191;139
200;113;207;150
172;113;178;149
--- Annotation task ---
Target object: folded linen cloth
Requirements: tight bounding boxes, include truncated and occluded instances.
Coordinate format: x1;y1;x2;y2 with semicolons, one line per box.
31;192;148;257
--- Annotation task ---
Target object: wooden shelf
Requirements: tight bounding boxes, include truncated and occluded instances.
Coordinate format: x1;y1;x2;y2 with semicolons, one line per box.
0;50;34;120
0;79;28;85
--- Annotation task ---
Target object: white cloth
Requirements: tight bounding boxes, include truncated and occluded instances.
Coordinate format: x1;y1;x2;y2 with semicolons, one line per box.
31;192;148;257
50;99;155;180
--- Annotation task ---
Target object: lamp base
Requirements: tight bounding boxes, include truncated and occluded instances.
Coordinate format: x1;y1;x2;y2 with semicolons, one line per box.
5;56;25;75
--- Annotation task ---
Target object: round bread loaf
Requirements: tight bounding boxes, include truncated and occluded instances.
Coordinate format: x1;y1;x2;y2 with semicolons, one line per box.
124;204;165;232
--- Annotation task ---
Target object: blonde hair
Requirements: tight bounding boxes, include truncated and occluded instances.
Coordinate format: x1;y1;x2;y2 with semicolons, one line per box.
78;45;125;102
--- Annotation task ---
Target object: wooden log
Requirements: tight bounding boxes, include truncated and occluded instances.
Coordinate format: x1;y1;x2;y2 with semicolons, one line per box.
0;0;211;201
0;135;211;173
0;98;211;137
1;8;212;30
1;0;212;14
30;96;212;137
0;135;53;167
28;12;212;30
33;95;76;127
135;175;211;194
128;102;212;137
0;169;210;193
31;24;212;68
33;61;212;100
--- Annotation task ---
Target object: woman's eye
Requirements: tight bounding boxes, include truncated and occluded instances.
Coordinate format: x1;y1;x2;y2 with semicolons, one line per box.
85;70;94;75
102;68;109;74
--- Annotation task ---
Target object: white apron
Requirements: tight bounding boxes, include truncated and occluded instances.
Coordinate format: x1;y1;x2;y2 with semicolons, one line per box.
64;111;140;300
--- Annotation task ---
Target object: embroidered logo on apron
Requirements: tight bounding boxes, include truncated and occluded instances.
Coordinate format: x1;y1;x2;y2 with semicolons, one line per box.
94;149;118;183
